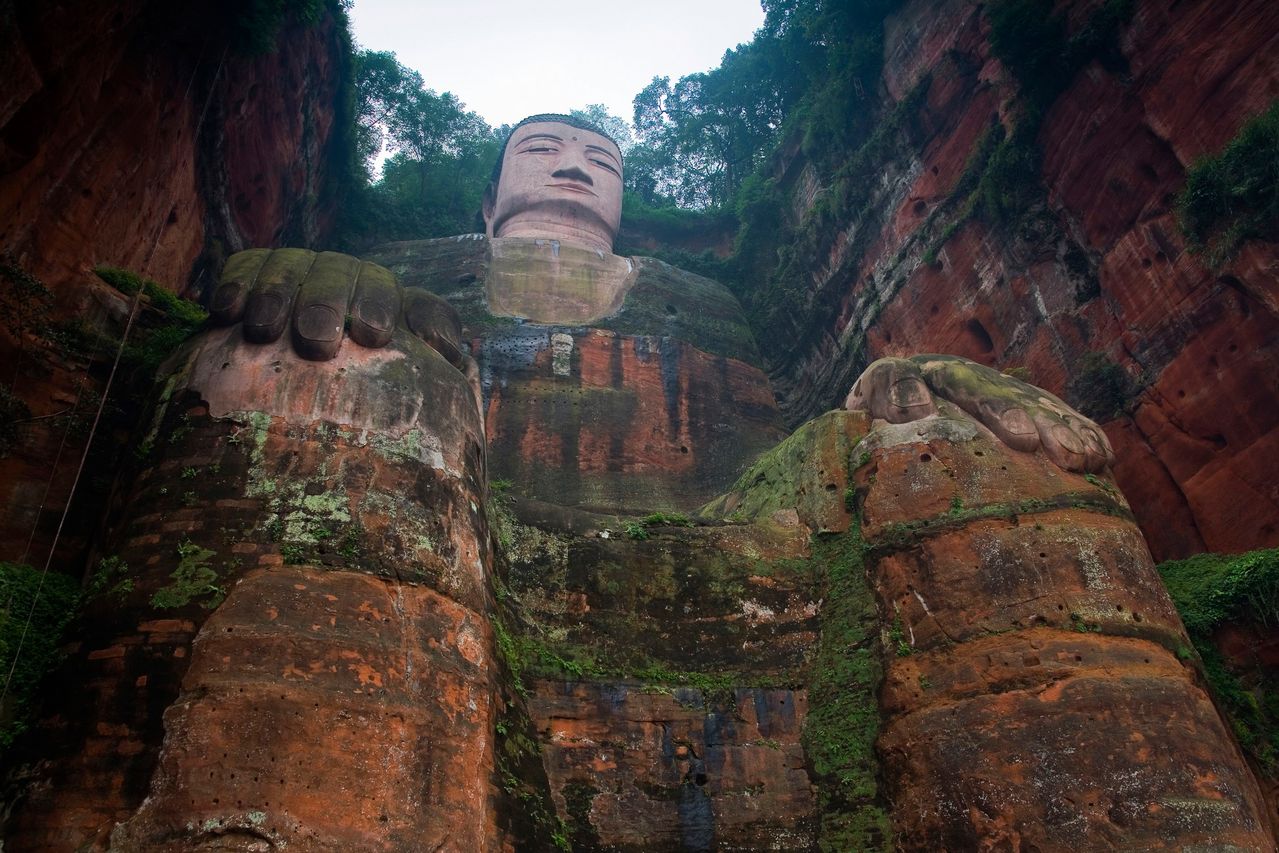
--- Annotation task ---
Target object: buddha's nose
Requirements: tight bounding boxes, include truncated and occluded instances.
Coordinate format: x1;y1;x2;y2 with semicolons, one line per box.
551;165;593;186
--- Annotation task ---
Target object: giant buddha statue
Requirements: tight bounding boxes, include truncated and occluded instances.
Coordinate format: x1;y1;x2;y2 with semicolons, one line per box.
3;115;1270;851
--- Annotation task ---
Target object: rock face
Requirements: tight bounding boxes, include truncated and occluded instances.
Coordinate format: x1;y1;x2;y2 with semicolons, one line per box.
853;407;1272;847
507;514;824;850
761;0;1279;561
0;0;347;568
3;328;504;850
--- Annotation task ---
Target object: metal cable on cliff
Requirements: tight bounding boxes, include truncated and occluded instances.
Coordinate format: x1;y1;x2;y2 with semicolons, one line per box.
1;45;229;708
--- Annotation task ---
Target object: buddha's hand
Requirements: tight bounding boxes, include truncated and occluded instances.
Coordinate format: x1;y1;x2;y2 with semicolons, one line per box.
845;354;1114;473
209;248;468;369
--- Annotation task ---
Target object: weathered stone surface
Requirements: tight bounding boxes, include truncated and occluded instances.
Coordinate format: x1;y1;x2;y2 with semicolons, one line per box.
112;567;499;850
527;681;814;852
3;325;500;850
855;412;1273;847
879;643;1269;850
483;328;784;514
701;409;869;534
494;489;825;849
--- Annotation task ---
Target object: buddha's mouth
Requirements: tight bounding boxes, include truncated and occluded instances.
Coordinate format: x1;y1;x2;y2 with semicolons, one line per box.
548;182;596;196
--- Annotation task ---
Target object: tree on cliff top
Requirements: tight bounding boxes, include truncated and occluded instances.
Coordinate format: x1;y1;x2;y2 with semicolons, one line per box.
337;49;500;248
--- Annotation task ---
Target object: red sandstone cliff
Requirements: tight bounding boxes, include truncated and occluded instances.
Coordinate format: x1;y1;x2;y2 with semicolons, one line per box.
764;0;1279;561
0;0;349;567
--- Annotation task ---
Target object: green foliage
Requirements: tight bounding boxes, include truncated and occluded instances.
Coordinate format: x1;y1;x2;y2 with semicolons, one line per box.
1159;550;1279;638
229;0;336;55
741;75;930;345
0;256;54;454
93;267;208;381
0;386;30;458
988;0;1132;112
802;532;892;851
334;49;501;249
1158;549;1279;772
85;556;133;604
1;562;82;748
1177;100;1279;266
94;267;207;327
1067;352;1135;422
624;521;649;541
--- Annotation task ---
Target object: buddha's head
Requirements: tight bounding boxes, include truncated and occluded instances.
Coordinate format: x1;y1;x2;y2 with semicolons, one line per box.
482;114;624;253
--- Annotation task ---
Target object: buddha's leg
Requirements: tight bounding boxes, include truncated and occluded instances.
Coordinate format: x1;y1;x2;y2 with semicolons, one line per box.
849;359;1272;849
5;321;499;851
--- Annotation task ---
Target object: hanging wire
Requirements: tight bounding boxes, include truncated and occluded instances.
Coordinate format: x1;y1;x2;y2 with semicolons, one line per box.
1;44;229;707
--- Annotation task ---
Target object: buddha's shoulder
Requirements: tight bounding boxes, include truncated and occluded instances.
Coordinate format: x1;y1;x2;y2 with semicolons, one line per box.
364;235;490;292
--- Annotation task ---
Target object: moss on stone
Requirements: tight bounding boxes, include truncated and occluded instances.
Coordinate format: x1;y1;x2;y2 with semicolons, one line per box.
1158;548;1279;774
802;530;893;851
701;410;865;528
150;540;223;610
0;562;82;748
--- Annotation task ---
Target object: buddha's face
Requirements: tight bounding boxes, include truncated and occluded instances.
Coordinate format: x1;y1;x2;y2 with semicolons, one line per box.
483;121;624;252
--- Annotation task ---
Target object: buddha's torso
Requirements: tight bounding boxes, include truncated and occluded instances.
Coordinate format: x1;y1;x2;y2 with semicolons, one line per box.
366;235;786;513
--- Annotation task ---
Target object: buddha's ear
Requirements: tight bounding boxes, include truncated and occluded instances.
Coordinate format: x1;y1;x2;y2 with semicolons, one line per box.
481;182;497;237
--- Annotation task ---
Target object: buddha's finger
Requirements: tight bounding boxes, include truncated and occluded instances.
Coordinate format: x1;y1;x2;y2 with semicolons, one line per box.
1034;410;1088;472
292;251;359;361
404;289;466;368
210;249;271;326
846;357;937;424
243;249;315;344
348;262;399;349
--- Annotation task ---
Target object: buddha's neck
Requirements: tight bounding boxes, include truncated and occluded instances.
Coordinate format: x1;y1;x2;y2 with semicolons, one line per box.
494;216;614;255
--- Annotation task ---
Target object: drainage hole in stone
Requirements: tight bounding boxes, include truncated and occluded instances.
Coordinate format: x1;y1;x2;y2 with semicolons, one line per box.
695;774;708;786
920;453;931;462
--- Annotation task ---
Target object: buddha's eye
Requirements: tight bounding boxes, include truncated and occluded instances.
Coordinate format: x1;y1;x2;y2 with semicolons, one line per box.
592;159;620;177
524;146;556;154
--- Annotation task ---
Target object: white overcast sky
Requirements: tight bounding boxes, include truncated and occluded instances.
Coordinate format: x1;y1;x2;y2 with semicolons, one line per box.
346;0;766;129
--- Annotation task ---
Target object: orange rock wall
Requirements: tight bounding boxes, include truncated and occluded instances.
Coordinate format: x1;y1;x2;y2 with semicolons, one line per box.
3;330;507;851
484;329;786;513
854;414;1273;846
768;0;1279;560
0;0;347;567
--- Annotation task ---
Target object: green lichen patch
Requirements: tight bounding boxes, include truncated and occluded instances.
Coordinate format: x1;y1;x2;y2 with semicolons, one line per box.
150;540;223;610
